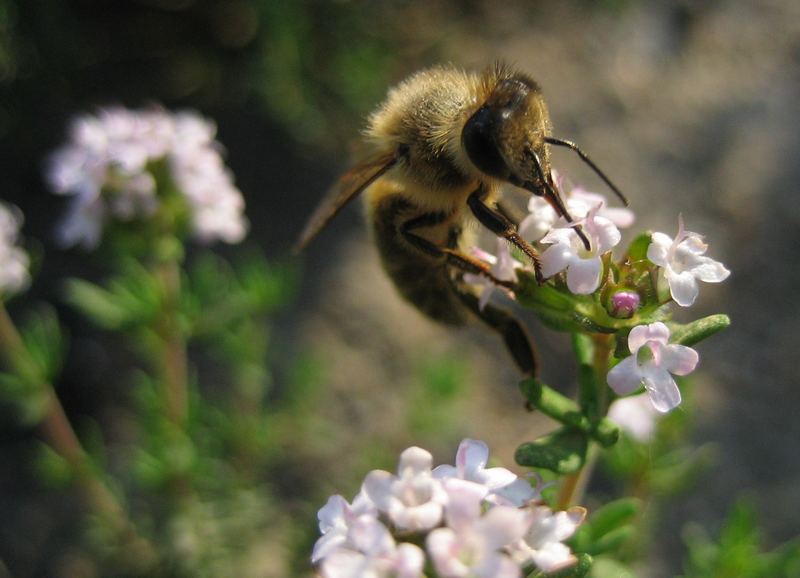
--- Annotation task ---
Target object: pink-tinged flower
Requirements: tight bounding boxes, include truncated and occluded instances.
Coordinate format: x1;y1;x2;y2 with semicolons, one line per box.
607;394;660;442
509;506;586;573
519;196;558;243
47;107;248;248
568;186;635;229
313;491;377;563
518;171;634;243
0;203;30;296
319;516;424;578
647;215;730;307
607;322;699;413
464;238;522;311
463;240;520;311
540;204;621;294
427;479;530;578
363;446;447;532
432;439;537;507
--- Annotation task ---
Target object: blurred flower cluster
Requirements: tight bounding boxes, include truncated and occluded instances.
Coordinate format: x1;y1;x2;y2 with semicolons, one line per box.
47;107;248;248
0;202;30;296
313;439;585;578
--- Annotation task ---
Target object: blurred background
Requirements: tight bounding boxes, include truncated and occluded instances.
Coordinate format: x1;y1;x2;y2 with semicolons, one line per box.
0;0;798;577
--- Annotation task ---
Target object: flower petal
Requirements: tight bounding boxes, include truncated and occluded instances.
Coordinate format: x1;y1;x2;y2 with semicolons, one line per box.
661;344;699;376
456;439;489;477
397;446;433;476
667;269;700;307
628;322;670;353
540;242;574;278
480;505;533;548
565;256;602;294
491;476;537;506
530;542;576;573
690;257;730;283
394;543;425;578
646;233;673;266
362;470;394;511
642;368;682;412
607;357;644;395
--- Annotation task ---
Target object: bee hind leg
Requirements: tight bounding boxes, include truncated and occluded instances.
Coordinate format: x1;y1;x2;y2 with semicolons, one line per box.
457;290;538;377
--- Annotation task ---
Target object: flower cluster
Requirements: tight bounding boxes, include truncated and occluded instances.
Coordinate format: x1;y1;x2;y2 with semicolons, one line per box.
0;203;30;297
313;439;585;578
47;107;248;248
464;173;730;413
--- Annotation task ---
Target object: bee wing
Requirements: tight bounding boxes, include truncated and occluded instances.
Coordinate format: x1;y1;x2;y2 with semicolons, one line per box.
294;150;400;252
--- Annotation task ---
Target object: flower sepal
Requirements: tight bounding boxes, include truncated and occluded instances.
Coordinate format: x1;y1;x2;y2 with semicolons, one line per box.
515;270;668;336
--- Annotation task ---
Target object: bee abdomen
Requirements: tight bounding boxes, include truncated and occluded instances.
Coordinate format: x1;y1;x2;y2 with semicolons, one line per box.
383;256;469;326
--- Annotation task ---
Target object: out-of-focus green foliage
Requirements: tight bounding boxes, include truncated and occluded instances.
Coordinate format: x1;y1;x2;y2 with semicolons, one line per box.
679;499;800;578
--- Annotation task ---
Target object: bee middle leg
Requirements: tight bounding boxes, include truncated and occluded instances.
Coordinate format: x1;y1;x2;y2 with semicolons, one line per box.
467;186;544;282
400;213;515;289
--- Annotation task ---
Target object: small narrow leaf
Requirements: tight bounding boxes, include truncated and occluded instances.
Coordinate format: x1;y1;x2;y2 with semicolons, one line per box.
516;428;588;474
669;314;730;347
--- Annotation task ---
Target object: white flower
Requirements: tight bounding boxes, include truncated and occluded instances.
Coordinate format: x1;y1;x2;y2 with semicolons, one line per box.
519;196;558;242
463;241;520;311
607;322;699;413
433;439;537;507
320;516;424;578
647;215;730;307
427;479;530;578
363;446;447;532
0;203;30;296
607;394;660;442
47;107;248;248
510;506;586;573
567;186;635;229
518;171;634;243
540;204;621;294
313;491;377;563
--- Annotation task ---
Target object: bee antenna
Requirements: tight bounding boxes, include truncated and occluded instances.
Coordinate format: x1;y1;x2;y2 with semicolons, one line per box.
544;137;629;206
528;150;592;251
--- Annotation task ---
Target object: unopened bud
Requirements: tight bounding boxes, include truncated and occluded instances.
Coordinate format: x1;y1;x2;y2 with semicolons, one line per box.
609;290;640;318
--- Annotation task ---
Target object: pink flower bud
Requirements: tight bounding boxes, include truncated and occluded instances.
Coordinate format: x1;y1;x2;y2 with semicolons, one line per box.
609;290;640;318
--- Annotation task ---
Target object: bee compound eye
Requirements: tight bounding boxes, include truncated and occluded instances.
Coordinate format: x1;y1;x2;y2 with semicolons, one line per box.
462;106;510;179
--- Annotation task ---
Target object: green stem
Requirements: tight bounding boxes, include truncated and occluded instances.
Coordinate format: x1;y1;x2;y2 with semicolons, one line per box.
0;301;158;568
156;260;188;426
556;333;614;509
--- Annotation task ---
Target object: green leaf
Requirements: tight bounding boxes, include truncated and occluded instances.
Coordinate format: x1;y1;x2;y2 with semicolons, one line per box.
588;557;637;578
516;428;588;474
680;497;800;578
669;314;731;347
18;306;65;383
65;262;162;330
586;498;642;540
34;442;74;488
625;232;652;262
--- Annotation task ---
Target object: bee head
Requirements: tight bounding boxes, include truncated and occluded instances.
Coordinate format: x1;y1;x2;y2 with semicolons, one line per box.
462;77;552;192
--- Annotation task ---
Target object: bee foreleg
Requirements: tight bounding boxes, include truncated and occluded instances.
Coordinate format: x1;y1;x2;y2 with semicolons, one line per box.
467;187;544;283
400;213;514;289
457;289;539;377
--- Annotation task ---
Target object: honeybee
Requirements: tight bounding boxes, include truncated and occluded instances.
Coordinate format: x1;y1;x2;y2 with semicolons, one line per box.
296;64;626;376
